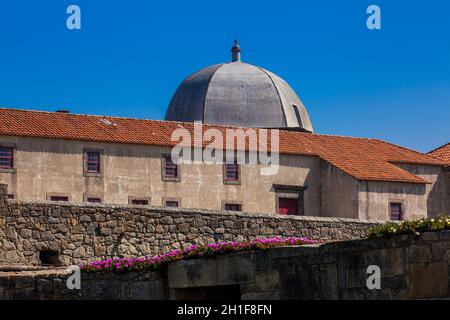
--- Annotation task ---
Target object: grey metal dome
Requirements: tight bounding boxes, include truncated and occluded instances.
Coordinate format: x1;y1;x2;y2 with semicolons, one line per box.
165;42;314;132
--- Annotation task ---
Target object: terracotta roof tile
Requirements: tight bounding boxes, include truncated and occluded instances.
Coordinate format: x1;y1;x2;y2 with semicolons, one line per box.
428;143;450;164
0;108;445;184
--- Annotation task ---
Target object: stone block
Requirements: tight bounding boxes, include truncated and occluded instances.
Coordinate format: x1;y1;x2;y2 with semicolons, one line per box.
241;291;280;300
407;244;432;263
255;270;280;291
408;262;448;299
363;248;404;277
420;232;439;242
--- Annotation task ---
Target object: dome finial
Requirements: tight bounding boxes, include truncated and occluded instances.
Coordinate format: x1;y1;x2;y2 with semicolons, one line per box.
231;40;241;62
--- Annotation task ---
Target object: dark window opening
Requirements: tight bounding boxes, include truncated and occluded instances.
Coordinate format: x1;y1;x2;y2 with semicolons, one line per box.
292;105;303;127
39;250;62;266
165;201;179;208
131;199;149;205
0;146;13;168
87;197;101;203
390;203;403;221
163;155;178;178
7;194;14;199
224;203;242;212
225;163;240;181
278;197;299;215
86;152;100;173
50;196;69;202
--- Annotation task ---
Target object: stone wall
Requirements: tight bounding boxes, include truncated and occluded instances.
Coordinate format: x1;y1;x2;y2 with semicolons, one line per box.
0;184;377;266
2;231;450;300
168;230;450;299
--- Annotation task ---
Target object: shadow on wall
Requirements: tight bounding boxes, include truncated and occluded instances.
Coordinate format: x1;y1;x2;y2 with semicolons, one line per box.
427;169;450;218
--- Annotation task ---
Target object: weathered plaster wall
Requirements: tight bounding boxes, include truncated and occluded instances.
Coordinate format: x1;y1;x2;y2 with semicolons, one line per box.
1;136;448;220
2;231;450;300
0;136;321;215
0;185;376;266
357;181;428;221
396;163;450;217
319;160;358;219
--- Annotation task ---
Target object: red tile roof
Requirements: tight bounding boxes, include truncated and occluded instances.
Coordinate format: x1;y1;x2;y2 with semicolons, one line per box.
0;108;445;184
428;143;450;165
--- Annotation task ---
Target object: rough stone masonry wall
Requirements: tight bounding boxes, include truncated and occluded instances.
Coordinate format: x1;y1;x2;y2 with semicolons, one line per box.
1;231;450;300
0;184;377;266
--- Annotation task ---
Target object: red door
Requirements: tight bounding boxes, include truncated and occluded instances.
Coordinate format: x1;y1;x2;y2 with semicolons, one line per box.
278;198;299;215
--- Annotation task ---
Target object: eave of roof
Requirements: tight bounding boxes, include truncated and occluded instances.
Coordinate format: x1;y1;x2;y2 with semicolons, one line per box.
0;107;445;184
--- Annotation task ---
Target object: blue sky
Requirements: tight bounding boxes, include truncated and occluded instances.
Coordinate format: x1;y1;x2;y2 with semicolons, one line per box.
0;0;449;152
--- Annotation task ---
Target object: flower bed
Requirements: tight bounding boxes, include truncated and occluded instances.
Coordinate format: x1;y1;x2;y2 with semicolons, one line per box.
80;237;319;273
368;216;450;239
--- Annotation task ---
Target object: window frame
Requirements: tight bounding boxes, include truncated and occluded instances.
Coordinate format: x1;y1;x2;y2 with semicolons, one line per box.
222;201;243;212
292;104;304;127
86;152;101;173
128;196;151;206
223;162;241;185
273;184;305;216
163;197;181;208
83;148;104;177
83;194;103;203
0;143;17;174
47;194;70;202
161;154;180;182
389;202;404;221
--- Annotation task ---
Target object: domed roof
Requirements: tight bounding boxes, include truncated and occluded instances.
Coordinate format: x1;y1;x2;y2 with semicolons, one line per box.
165;41;314;132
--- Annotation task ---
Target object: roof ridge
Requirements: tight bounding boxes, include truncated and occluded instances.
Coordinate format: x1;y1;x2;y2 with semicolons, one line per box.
428;142;450;154
371;137;426;156
0;107;243;130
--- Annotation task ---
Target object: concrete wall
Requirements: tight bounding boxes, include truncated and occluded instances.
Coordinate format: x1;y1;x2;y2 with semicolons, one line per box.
0;187;376;266
2;231;450;300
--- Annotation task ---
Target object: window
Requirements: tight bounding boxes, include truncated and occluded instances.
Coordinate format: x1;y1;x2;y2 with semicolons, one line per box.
50;196;69;202
224;162;240;182
0;146;13;168
86;152;100;173
7;194;14;200
87;197;101;203
278;197;299;215
131;199;149;205
224;203;242;212
390;203;403;221
165;201;179;208
292;105;303;127
162;155;179;181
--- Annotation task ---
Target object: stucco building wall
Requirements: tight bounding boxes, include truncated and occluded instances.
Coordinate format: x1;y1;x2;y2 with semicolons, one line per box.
0;135;448;220
357;181;427;221
0;136;321;214
319;160;358;219
395;163;450;217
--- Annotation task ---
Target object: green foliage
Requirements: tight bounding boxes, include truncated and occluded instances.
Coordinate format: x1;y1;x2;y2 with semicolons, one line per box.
368;216;450;239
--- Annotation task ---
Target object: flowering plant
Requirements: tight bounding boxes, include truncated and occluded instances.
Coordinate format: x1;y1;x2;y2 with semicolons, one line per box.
80;236;319;273
368;215;450;239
